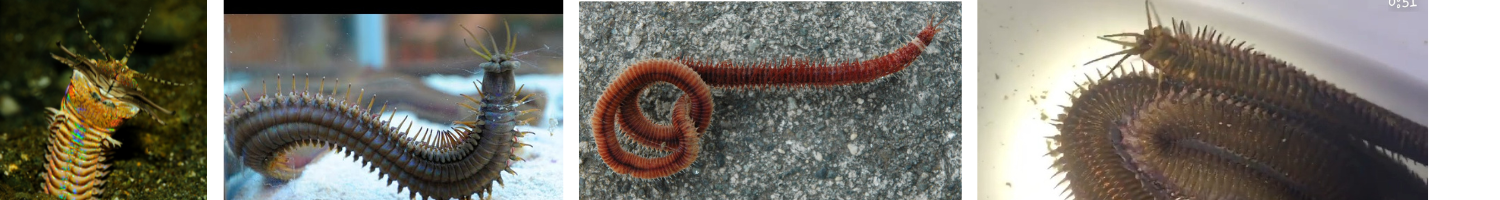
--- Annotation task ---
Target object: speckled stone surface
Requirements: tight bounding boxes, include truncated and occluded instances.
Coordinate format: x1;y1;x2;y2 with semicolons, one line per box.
579;2;961;199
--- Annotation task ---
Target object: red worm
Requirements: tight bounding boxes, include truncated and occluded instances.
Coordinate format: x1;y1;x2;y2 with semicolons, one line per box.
591;15;945;179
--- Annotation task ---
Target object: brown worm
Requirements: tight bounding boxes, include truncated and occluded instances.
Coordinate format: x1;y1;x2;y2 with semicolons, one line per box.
1087;0;1427;164
590;15;945;179
1052;1;1427;199
225;24;535;199
42;9;180;200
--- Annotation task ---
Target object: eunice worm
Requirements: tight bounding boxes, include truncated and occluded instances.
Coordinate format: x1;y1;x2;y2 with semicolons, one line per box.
1051;1;1427;199
590;14;945;179
225;22;537;200
43;9;182;200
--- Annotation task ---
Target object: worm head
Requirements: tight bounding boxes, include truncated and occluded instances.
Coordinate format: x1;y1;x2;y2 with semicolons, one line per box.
53;43;147;110
100;62;141;97
1085;0;1174;78
73;56;172;124
52;9;175;124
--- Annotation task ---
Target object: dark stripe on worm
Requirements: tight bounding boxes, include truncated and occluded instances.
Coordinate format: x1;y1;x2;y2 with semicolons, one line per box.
591;15;945;179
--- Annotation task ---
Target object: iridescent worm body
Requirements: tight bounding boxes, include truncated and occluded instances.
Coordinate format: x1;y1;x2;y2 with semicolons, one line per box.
591;15;945;179
225;22;535;200
43;10;179;200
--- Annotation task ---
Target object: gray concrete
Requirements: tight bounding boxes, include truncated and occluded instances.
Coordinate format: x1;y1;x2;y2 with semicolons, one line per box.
579;2;962;199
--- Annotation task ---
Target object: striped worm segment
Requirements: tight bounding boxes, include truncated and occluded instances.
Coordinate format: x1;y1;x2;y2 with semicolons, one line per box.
42;10;175;200
592;60;712;179
42;71;137;200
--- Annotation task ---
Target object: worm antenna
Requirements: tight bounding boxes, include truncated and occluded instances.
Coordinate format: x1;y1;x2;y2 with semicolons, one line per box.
462;24;492;60
505;19;516;56
124;9;151;63
494;20;505;57
479;26;499;58
77;9;111;61
1149;0;1163;30
139;73;187;86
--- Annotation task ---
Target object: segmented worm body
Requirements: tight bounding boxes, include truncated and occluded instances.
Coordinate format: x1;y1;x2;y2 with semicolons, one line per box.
1052;1;1427;199
43;10;178;200
225;24;534;200
591;15;945;179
